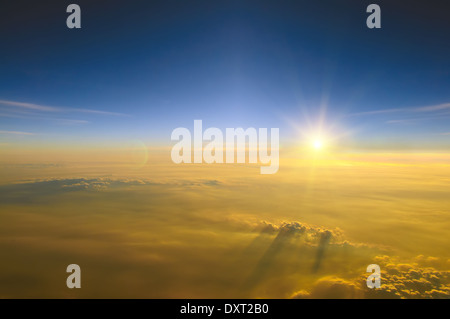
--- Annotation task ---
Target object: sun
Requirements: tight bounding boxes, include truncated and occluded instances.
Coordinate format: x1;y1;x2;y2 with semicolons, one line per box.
313;139;323;150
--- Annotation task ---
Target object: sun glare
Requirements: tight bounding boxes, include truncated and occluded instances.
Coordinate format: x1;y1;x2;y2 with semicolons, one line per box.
313;139;323;150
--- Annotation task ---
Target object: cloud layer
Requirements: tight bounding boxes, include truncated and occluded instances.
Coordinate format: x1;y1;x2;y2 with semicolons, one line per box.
0;159;449;298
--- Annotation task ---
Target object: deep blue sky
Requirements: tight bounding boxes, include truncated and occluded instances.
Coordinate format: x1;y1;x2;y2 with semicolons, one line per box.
0;0;449;149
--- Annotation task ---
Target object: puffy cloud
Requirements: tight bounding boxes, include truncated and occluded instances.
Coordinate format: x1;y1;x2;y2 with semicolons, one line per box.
291;255;450;299
365;256;450;299
293;277;364;299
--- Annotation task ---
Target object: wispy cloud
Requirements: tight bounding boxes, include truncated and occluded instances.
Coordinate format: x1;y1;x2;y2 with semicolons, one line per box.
349;102;450;118
0;100;58;112
0;112;90;125
0;130;36;135
349;108;403;116
55;119;90;125
0;99;129;117
415;102;450;112
385;119;416;124
348;102;450;130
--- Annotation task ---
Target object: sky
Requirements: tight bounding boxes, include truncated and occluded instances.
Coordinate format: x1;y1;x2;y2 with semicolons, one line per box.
0;0;449;150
